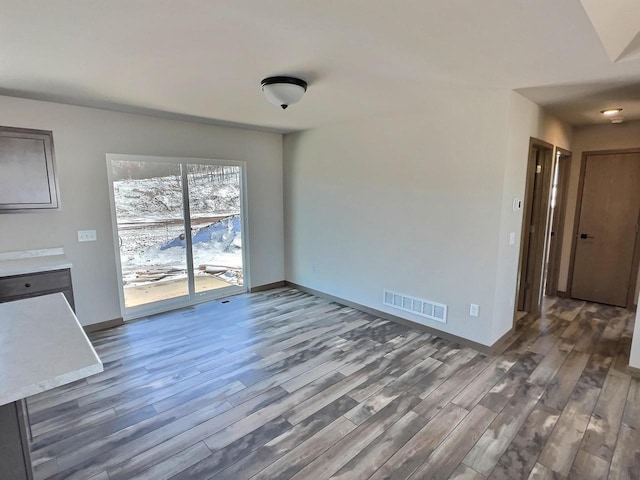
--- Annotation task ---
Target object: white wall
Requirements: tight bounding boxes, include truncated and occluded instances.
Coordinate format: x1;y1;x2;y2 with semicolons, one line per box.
285;87;514;346
283;88;572;347
0;95;284;326
558;120;640;302
492;92;572;340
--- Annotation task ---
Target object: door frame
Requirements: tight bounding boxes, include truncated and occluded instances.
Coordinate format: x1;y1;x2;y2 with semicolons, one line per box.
567;148;640;308
545;147;572;296
516;137;554;315
106;154;251;320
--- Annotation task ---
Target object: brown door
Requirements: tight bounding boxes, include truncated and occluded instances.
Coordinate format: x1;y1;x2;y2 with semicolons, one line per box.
570;151;640;307
517;140;553;313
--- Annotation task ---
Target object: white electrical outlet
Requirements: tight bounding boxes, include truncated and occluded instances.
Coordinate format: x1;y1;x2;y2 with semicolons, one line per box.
509;232;516;245
470;304;480;317
78;230;97;242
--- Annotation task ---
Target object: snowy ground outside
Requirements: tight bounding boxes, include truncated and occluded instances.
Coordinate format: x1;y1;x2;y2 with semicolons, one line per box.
112;169;243;302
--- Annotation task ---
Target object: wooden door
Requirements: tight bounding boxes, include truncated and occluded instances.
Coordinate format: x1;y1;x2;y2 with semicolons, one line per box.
570;151;640;307
517;141;553;313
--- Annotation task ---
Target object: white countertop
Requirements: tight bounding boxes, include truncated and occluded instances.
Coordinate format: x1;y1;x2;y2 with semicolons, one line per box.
0;293;103;406
0;248;72;277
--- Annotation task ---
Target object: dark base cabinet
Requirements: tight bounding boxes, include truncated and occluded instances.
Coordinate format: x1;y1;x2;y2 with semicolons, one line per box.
0;268;74;479
0;269;74;311
0;401;33;480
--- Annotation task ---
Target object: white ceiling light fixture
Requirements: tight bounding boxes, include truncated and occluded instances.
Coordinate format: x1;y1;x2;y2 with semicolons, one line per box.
261;76;307;110
600;108;623;115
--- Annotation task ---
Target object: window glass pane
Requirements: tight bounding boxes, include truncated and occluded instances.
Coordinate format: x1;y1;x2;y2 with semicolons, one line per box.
111;160;188;308
187;164;243;295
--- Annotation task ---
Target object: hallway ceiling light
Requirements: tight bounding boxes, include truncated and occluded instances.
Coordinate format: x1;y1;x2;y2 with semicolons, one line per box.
261;76;307;110
600;108;623;115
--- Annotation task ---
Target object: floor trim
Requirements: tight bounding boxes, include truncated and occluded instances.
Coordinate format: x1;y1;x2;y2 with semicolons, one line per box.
627;365;640;378
285;281;511;355
83;317;124;333
488;327;518;356
249;281;286;293
557;290;637;311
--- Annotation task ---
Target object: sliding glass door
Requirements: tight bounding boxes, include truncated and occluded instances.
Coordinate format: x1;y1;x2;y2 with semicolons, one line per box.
107;155;247;318
186;164;244;295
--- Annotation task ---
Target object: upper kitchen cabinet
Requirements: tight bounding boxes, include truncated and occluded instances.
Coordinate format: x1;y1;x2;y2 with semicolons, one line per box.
0;126;59;212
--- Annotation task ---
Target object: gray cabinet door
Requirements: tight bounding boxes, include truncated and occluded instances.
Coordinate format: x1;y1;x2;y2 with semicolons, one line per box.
0;269;75;311
0;126;59;211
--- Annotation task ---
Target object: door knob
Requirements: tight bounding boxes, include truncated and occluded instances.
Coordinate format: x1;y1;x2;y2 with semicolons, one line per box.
579;233;594;239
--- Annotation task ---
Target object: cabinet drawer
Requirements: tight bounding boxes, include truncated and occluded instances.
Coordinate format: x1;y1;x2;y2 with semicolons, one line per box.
0;270;72;299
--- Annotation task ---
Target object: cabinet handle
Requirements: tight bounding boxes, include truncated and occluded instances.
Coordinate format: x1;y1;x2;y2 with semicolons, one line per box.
25;283;31;288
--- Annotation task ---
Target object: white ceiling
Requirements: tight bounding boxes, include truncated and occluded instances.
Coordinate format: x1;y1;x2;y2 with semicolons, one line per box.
2;1;640;132
579;0;640;62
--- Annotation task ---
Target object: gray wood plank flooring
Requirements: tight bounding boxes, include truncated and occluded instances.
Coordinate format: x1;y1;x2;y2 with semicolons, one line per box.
27;288;639;479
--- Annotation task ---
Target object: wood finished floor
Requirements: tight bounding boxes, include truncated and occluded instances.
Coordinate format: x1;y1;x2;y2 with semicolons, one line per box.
27;288;639;480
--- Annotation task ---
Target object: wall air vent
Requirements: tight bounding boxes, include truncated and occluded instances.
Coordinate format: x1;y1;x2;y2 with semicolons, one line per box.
383;290;447;323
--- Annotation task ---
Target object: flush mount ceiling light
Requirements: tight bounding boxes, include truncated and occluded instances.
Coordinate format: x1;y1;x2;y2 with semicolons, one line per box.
261;76;307;110
600;108;623;116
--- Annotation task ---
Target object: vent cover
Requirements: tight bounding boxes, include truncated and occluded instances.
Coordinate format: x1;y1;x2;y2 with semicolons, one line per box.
383;290;447;323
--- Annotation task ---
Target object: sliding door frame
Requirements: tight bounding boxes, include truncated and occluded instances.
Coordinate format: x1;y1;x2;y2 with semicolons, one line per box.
106;154;250;320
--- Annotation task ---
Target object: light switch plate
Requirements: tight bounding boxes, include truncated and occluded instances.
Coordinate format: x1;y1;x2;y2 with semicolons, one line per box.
512;198;522;211
78;230;97;242
470;304;480;317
